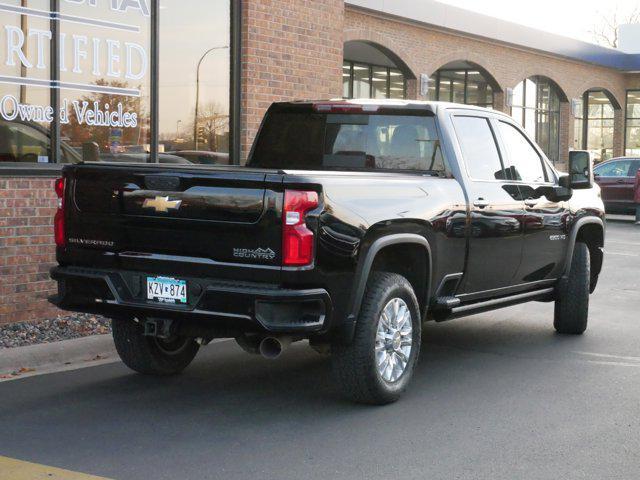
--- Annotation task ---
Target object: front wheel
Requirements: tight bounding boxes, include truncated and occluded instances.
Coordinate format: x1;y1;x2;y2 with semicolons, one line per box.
554;242;590;335
112;319;200;375
331;272;421;405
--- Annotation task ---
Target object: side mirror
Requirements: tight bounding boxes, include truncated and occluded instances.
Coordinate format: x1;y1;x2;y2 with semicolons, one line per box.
564;150;593;189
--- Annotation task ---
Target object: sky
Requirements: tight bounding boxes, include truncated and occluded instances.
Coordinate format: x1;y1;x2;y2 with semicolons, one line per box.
437;0;640;45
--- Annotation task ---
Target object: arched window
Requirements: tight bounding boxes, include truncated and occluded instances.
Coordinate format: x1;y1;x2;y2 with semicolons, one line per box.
427;61;494;108
343;41;411;100
511;76;562;163
574;90;616;163
625;90;640;156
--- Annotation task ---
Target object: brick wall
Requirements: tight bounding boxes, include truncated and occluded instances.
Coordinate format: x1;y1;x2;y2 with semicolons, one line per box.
240;0;344;160
0;177;60;325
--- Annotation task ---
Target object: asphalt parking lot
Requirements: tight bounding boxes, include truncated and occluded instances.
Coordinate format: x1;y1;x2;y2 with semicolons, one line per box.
0;219;638;480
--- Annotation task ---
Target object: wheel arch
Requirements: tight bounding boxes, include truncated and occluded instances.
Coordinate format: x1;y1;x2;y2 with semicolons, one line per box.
563;217;605;292
346;234;432;339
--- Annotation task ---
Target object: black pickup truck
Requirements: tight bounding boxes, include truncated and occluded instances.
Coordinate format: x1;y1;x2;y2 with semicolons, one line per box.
51;100;605;404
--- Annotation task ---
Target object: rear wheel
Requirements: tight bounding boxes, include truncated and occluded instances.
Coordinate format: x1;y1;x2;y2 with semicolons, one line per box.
554;242;590;335
332;272;421;405
112;319;199;375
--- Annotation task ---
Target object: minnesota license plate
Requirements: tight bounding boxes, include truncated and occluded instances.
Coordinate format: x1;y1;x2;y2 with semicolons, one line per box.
147;277;188;304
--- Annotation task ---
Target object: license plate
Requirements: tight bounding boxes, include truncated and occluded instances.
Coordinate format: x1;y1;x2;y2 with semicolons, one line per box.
147;277;187;304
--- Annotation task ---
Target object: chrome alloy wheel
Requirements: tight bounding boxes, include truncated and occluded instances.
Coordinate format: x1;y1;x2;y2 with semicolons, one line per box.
375;297;413;383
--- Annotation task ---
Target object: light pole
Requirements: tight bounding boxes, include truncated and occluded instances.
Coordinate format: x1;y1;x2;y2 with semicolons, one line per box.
176;120;182;140
194;45;229;150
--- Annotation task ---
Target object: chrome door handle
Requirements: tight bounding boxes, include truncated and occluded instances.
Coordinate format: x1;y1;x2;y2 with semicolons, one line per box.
524;198;538;207
473;198;490;209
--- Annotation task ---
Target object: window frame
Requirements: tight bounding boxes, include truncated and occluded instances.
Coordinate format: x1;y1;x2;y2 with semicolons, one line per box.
0;0;241;175
495;119;552;185
594;159;635;178
451;113;510;183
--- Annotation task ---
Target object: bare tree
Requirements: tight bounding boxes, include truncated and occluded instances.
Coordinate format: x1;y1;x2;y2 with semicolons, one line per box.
194;102;229;151
591;7;640;48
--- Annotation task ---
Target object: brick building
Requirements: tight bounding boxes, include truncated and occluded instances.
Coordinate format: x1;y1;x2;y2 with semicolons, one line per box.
1;0;639;325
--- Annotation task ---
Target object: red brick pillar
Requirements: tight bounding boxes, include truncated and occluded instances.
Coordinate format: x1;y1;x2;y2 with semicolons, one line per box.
493;90;508;114
558;102;572;170
0;177;62;325
240;0;345;162
405;78;418;100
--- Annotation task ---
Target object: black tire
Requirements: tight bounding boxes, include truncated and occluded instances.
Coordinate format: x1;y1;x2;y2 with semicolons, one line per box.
332;272;421;405
112;319;200;375
554;242;590;335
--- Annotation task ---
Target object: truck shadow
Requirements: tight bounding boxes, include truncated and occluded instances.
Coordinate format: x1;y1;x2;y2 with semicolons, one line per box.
1;312;591;434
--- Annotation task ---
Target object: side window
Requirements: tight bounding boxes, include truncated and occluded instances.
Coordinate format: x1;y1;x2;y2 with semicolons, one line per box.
452;116;506;181
631;160;640;178
498;122;547;183
594;160;633;177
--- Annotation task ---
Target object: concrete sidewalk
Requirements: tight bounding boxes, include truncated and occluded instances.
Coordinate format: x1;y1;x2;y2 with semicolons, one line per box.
0;335;118;381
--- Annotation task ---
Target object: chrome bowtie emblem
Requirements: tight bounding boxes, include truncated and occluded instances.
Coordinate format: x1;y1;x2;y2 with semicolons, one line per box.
142;196;182;213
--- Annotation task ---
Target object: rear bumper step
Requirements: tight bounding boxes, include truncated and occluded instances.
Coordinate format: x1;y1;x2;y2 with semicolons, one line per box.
50;266;332;334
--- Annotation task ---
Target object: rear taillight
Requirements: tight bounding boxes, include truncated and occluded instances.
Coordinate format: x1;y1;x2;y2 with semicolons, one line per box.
54;177;66;248
282;190;319;266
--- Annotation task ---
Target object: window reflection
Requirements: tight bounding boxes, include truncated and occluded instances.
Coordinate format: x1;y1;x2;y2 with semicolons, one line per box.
159;0;230;164
0;0;52;163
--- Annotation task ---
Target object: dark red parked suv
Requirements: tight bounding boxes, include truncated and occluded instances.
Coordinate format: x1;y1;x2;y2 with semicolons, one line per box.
594;157;640;214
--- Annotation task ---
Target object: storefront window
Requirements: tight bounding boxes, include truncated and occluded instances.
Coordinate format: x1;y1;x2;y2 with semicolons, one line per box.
389;69;405;99
342;61;406;100
0;0;235;167
159;0;230;164
625;90;640;156
584;90;615;163
0;0;53;163
511;76;561;163
428;68;494;108
59;0;151;162
372;67;388;99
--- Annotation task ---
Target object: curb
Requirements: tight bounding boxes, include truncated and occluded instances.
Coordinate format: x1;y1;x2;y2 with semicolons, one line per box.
0;334;117;378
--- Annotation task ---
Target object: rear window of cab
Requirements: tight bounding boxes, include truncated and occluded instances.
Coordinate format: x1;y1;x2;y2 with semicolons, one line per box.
250;110;447;174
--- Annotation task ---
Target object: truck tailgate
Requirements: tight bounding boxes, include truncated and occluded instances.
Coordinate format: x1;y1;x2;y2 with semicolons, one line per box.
64;164;285;272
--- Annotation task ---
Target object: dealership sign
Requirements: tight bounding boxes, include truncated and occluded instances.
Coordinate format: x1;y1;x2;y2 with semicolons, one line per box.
0;94;138;128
